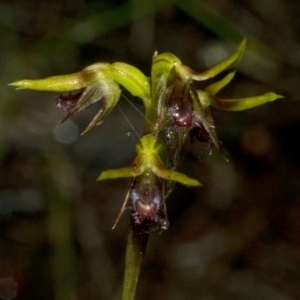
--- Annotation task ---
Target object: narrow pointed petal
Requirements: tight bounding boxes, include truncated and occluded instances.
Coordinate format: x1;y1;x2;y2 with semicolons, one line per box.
209;92;284;111
204;71;236;96
188;39;246;81
59;82;103;124
80;105;106;135
153;167;201;187
73;82;106;112
80;91;119;135
98;167;141;181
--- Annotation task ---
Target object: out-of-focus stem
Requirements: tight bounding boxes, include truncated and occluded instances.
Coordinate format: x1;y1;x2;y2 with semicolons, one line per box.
45;144;79;300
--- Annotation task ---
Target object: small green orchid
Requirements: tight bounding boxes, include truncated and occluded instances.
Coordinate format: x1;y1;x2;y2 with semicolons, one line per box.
98;134;200;229
10;39;283;230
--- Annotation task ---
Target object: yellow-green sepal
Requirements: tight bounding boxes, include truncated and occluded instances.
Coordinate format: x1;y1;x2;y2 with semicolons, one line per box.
188;39;246;81
98;167;139;180
152;167;201;187
209;92;284;111
9;63;110;92
204;71;236;96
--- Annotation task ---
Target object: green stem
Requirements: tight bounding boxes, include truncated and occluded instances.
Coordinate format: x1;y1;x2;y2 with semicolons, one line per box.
122;219;150;300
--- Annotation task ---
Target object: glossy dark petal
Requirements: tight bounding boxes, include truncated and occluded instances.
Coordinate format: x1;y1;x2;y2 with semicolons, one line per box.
168;80;193;127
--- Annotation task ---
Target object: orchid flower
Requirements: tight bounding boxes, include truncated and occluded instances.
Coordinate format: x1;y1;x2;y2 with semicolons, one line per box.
10;39;283;230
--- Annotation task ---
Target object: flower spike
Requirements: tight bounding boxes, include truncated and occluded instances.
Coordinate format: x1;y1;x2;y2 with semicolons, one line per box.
10;38;283;232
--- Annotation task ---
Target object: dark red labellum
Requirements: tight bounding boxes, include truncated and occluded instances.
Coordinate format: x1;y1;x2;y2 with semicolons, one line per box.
169;94;193;127
56;92;83;116
130;173;169;231
189;124;212;144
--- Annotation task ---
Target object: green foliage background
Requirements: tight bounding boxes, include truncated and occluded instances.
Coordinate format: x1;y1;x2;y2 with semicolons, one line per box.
1;0;300;299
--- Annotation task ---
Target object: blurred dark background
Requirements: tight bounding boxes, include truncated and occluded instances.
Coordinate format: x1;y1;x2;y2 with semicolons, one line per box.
1;0;300;299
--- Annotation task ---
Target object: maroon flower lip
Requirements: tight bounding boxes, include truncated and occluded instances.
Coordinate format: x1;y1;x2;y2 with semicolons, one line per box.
167;81;220;151
189;124;212;144
130;174;165;225
56;92;83;117
168;85;193;127
134;201;158;219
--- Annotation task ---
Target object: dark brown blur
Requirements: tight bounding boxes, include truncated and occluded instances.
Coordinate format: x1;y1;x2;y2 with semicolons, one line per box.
0;0;299;299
